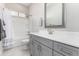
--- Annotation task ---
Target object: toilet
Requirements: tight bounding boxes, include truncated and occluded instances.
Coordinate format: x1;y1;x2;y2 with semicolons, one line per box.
21;39;30;50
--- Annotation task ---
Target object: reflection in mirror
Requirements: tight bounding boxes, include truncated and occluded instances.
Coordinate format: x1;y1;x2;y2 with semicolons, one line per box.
45;3;65;28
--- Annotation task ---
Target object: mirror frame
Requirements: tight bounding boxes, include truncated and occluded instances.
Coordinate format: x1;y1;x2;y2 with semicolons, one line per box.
44;3;65;28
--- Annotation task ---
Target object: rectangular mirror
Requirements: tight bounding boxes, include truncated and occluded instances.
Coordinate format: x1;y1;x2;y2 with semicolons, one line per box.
45;3;65;28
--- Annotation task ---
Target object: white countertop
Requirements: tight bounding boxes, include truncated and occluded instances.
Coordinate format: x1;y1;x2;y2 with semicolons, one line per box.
30;30;79;48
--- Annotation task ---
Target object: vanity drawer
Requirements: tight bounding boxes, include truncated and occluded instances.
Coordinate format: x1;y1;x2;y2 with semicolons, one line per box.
54;41;79;56
33;35;54;49
53;51;63;56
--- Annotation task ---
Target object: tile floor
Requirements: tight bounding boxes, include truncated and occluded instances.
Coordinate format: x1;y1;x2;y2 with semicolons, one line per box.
1;45;30;56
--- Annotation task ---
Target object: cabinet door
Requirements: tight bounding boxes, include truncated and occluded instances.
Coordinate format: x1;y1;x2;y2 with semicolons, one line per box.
29;35;33;56
30;35;35;56
39;43;52;56
30;41;35;56
32;41;40;56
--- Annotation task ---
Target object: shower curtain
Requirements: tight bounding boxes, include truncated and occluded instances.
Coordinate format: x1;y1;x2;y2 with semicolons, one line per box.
12;16;29;47
1;8;13;49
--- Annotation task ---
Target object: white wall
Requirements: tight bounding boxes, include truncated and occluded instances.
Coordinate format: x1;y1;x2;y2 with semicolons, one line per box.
64;3;79;32
29;3;79;32
5;3;29;14
0;3;5;10
29;3;66;32
29;3;45;32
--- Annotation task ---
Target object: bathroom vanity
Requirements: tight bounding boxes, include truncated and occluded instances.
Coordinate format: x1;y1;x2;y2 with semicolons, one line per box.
29;31;79;56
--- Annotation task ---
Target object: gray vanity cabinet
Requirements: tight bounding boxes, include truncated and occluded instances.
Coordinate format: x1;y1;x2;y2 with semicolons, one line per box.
31;40;40;56
30;35;39;56
29;35;34;56
30;34;79;56
33;35;54;49
30;34;53;56
53;51;63;56
30;40;52;56
54;41;79;56
39;43;52;56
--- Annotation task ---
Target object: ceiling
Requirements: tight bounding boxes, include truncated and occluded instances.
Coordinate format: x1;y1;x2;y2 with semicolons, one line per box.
20;3;32;7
